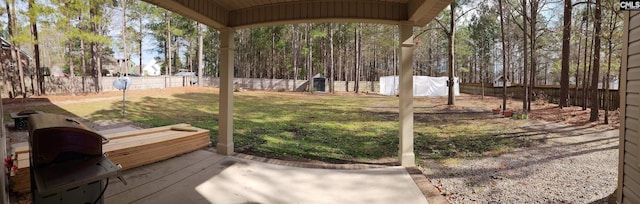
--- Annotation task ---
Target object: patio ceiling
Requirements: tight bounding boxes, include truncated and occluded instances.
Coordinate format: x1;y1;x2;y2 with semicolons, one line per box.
141;0;452;29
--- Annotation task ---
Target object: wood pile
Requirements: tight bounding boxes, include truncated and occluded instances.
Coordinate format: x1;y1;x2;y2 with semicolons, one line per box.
9;124;211;193
9;143;30;193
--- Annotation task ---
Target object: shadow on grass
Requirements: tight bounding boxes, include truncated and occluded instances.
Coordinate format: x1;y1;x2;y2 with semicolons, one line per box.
88;92;401;164
2;98;80;131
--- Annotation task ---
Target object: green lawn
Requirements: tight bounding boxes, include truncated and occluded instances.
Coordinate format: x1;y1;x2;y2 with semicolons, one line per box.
13;89;533;165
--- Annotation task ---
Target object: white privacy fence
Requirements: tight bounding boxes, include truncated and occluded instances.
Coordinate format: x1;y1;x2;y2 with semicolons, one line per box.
379;76;460;96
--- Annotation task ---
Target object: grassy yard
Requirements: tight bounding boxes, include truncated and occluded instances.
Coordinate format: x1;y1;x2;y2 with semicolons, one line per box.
10;88;533;165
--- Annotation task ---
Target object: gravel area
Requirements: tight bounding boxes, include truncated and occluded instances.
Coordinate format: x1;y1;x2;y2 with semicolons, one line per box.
426;120;618;203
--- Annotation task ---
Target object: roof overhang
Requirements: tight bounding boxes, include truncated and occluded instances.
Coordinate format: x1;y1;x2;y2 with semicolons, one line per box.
141;0;452;30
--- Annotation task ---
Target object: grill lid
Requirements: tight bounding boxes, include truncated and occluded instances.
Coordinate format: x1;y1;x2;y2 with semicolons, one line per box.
28;113;107;167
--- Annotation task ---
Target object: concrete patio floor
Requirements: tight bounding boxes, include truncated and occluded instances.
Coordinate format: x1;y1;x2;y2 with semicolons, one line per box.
104;149;437;204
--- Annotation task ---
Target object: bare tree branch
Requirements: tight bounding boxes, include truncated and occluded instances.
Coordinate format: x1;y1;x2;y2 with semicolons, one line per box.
415;27;439;38
572;0;595;7
434;18;451;36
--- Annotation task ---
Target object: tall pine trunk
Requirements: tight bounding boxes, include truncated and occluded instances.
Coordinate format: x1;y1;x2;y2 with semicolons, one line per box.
585;27;594;110
271;30;276;84
328;23;335;93
575;19;583;106
499;0;508;111
307;24;313;92
604;4;619;124
29;0;43;95
197;23;204;86
354;23;361;93
80;37;87;92
80;14;87;93
582;6;591;110
292;24;298;91
122;1;129;75
8;1;26;97
522;0;529;112
345;41;350;92
90;2;102;93
529;0;539;112
560;0;572;108
68;19;76;96
166;12;172;77
589;0;602;122
448;3;456;105
139;15;143;75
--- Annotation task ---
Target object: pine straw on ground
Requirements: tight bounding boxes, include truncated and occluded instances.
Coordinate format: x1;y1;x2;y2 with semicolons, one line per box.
527;101;619;130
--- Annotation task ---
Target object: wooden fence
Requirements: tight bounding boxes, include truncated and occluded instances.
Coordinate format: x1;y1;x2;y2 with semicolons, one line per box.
460;83;620;110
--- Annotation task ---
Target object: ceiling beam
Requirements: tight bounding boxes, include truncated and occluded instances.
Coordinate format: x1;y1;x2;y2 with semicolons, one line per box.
408;0;452;26
142;0;229;29
143;0;452;30
228;1;406;28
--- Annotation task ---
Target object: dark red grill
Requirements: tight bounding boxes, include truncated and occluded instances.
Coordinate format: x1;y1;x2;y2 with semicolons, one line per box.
28;113;124;204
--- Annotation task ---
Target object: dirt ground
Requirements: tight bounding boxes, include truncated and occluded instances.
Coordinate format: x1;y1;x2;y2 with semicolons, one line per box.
408;93;619;130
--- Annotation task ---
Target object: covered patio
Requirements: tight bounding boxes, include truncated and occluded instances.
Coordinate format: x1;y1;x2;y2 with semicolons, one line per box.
142;0;452;167
104;149;438;204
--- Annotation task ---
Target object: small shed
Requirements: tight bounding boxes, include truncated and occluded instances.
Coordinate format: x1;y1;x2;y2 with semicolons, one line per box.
493;76;511;87
313;77;326;92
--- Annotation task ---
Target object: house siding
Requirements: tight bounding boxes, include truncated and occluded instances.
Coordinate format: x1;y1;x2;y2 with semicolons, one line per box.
620;10;640;204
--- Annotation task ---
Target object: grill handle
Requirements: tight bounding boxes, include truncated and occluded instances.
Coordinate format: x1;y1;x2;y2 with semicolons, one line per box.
65;117;110;144
101;135;110;144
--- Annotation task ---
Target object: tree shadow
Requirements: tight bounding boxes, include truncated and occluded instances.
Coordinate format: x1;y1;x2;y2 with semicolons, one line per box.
424;144;617;186
588;190;616;204
3;98;78;130
81;91;618;171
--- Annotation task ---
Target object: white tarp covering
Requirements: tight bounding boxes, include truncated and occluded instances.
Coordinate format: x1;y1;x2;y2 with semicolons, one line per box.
379;76;460;96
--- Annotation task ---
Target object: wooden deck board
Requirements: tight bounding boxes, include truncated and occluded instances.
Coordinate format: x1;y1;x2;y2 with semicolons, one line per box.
104;150;226;204
105;150;220;197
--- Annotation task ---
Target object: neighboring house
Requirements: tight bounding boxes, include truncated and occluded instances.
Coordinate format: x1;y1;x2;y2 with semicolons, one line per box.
493;76;511;87
103;57;138;76
0;37;32;96
142;59;161;76
0;37;32;71
597;76;619;90
618;11;640;204
101;56;119;76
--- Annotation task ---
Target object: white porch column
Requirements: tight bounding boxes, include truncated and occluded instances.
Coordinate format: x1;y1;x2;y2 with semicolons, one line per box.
398;22;415;167
217;27;235;155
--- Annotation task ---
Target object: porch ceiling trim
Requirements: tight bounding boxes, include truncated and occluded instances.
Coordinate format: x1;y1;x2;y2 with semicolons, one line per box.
142;0;452;29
